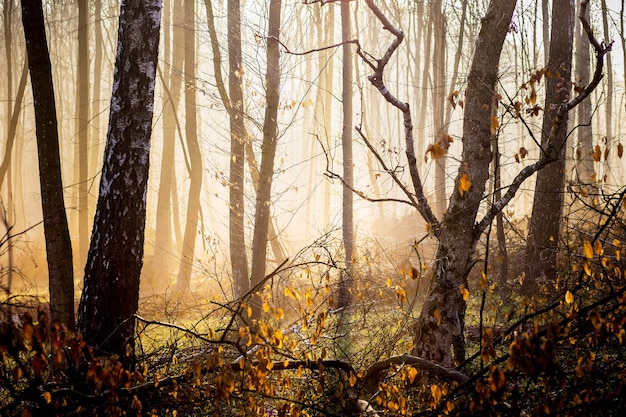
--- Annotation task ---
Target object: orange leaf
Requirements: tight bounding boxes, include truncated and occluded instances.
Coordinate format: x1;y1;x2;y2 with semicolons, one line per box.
565;290;574;304
593;145;601;162
458;173;471;197
433;309;441;326
490;116;499;135
618;142;624;158
460;286;469;301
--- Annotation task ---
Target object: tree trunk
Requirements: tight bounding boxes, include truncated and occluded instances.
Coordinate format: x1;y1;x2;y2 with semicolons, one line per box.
152;0;183;289
226;0;249;299
525;0;575;291
76;0;90;268
338;0;354;308
574;2;593;187
600;0;613;185
249;0;281;319
21;0;75;328
411;0;517;367
432;0;447;219
542;0;550;66
77;0;162;356
176;0;202;293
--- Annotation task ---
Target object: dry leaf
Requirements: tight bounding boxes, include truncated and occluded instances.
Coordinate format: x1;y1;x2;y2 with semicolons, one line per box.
458;173;471;197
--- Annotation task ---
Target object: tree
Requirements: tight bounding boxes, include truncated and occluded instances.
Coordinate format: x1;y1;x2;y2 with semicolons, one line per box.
75;0;90;267
525;0;575;290
357;0;607;369
21;0;75;327
152;0;184;288
175;0;202;293
77;0;162;356
574;1;594;187
249;0;282;319
338;0;354;308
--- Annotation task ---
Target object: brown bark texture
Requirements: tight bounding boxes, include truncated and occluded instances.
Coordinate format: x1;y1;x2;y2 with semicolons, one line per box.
21;0;75;328
525;0;575;291
411;0;517;367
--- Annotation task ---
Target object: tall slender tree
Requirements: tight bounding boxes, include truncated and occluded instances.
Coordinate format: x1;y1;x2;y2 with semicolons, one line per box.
176;0;203;292
338;0;354;308
21;0;75;327
249;0;282;319
152;0;183;287
75;0;90;267
574;1;594;187
77;0;162;356
525;0;575;291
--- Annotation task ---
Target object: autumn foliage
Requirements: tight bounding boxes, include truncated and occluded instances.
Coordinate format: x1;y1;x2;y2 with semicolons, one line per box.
2;196;626;416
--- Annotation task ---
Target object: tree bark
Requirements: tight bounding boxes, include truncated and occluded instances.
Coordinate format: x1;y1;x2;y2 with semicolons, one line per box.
600;0;613;184
76;0;90;268
432;0;447;218
21;0;75;328
525;0;575;291
249;0;281;319
574;2;593;187
226;0;249;300
77;0;162;356
411;0;517;367
338;0;354;308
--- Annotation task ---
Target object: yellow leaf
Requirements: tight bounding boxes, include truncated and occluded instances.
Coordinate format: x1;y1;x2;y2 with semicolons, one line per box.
565;290;574;304
480;271;487;290
386;277;392;287
263;301;270;313
408;367;418;384
460;286;469;301
349;372;357;387
458;173;471;197
247;306;252;317
431;384;442;403
583;260;592;276
594;240;604;256
584;240;594;259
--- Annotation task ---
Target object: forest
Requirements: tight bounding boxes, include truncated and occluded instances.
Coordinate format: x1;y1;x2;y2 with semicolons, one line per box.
1;0;626;415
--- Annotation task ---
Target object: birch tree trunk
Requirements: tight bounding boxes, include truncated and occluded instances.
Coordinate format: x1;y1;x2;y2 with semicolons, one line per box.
77;0;162;357
21;0;75;328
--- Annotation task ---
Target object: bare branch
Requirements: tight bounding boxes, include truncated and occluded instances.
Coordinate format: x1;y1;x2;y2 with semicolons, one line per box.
361;0;440;235
364;354;470;385
475;0;611;238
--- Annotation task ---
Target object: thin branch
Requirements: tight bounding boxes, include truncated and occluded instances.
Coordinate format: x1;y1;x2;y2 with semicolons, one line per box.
360;0;440;235
355;125;419;209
